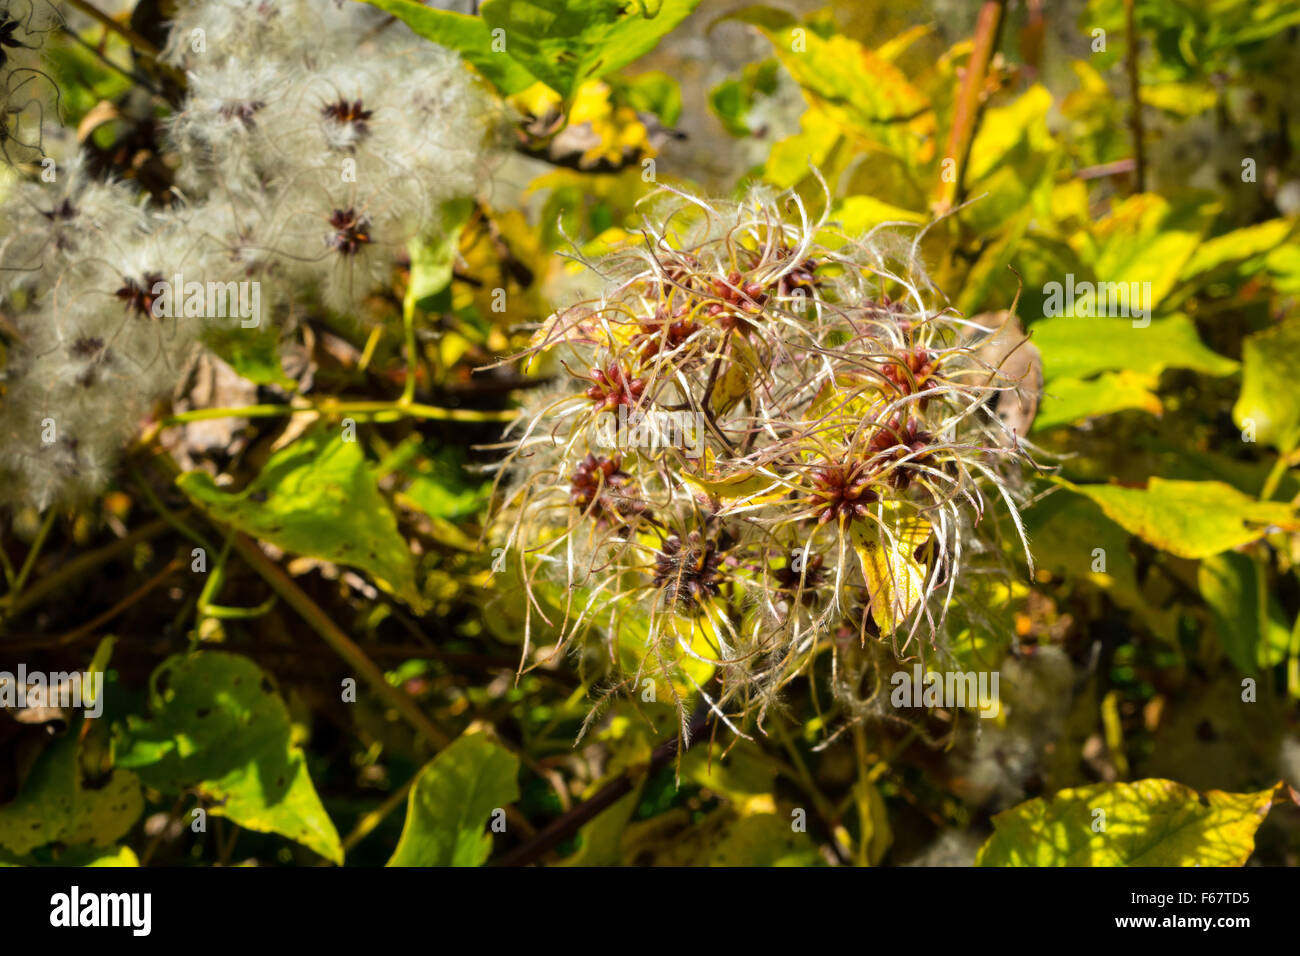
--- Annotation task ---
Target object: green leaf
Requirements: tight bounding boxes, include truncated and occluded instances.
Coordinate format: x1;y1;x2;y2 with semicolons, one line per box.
1076;194;1215;314
42;39;133;130
399;445;491;522
726;6;933;164
116;652;342;864
966;85;1054;184
406;199;474;312
0;845;140;867
708;60;779;137
1233;316;1300;453
177;425;426;612
0;731;143;857
1178;219;1294;283
1199;552;1292;673
1140;80;1217;116
1265;244;1300;294
703;814;822;866
1059;477;1296;559
608;70;683;126
763;106;845;188
1031;314;1238;381
620;806;820;865
69;845;140;867
1024;490;1141;611
554;787;642;867
976;779;1287;866
358;0;537;94
388;733;519;867
683;741;777;804
201;323;295;389
480;0;703;100
1033;371;1162;431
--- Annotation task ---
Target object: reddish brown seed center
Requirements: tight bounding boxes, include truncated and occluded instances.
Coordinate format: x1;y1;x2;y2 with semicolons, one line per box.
584;364;646;410
328;208;372;256
115;272;165;319
808;460;879;524
569;453;626;509
637;305;698;359
322;98;373;133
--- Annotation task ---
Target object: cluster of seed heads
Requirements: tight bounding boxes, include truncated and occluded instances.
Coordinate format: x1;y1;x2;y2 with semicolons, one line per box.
0;0;498;509
491;185;1038;740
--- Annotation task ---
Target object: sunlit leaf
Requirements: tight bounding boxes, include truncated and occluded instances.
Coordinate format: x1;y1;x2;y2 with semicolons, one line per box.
388;733;519;867
850;507;931;632
620;806;820;865
358;0;536;94
406;199;474;311
704;813;822;866
708;60;779;137
1178;219;1294;283
177;425;426;612
727;6;933;165
966;85;1053;184
480;0;703;100
1034;370;1162;431
1233;316;1300;454
831;195;925;235
201;323;294;390
1031;313;1237;381
116;652;343;864
1059;477;1296;559
976;779;1289;866
1075;194;1215;315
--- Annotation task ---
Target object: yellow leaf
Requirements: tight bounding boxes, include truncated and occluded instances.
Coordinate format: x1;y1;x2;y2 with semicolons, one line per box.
850;507;931;632
976;780;1292;866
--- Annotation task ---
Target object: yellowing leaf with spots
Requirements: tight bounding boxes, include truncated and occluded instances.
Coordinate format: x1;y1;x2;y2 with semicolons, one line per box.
976;780;1292;866
1059;477;1296;559
0;731;143;857
850;506;931;632
116;652;342;865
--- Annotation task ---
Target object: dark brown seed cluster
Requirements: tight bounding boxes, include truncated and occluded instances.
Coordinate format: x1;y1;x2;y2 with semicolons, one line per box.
706;269;769;334
321;98;373;140
115;273;165;319
774;552;826;604
867;416;934;489
328;208;372;256
569;453;639;524
40;197;76;222
652;531;726;613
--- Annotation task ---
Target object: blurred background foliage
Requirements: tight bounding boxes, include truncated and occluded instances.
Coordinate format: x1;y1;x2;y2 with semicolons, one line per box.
2;0;1299;867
